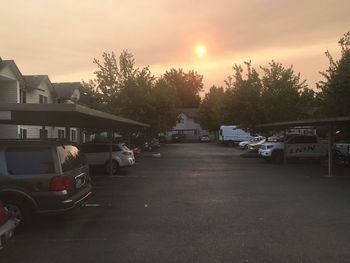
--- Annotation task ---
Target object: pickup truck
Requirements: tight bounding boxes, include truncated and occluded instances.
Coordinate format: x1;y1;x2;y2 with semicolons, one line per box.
259;135;327;163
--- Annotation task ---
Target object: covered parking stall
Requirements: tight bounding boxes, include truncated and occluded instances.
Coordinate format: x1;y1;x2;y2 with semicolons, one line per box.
0;103;150;175
256;116;350;177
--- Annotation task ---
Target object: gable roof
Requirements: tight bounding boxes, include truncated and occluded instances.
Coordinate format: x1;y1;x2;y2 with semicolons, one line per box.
0;60;12;71
52;82;82;99
23;75;48;89
0;59;25;84
23;75;56;96
177;108;199;119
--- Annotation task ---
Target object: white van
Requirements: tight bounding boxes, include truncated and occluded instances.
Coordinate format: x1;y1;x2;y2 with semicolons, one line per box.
219;125;253;146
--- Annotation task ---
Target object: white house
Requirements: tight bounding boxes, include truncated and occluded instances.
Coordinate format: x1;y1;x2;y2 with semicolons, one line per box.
0;58;81;141
165;108;213;142
0;59;27;138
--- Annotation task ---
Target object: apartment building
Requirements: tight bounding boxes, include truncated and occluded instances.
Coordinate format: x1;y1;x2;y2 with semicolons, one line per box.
0;58;81;141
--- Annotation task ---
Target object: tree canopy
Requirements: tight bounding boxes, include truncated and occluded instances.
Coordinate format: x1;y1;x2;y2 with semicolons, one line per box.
163;69;203;108
317;31;350;117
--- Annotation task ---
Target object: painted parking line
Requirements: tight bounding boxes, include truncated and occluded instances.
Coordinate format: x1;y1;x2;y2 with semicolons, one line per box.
14;238;107;243
83;203;112;207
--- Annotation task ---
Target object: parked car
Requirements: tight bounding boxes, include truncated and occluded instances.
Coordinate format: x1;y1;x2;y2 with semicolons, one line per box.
0;200;16;250
199;135;211;142
259;135;327;163
81;143;135;174
0;140;92;229
171;134;186;143
239;136;265;149
150;138;160;149
247;138;266;153
334;142;350;166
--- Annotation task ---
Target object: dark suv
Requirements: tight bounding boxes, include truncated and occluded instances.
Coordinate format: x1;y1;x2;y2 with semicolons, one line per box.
0;140;92;228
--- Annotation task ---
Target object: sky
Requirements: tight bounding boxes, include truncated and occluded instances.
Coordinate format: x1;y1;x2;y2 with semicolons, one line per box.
1;0;350;93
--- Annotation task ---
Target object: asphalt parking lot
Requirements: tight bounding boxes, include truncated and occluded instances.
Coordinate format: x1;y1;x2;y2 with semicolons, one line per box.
1;143;350;263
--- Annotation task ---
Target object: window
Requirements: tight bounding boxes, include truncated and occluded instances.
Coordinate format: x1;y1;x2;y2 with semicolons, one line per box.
177;117;184;124
39;94;48;104
20;89;26;103
71;130;77;141
5;147;55;175
57;145;85;172
194;129;197;135
58;129;65;139
40;128;48;139
20;128;27;139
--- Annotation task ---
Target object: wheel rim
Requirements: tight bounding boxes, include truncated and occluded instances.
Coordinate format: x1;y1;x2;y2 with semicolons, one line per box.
106;162;118;174
5;204;22;222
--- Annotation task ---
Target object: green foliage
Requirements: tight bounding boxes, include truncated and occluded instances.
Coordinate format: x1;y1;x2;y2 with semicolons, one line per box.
82;50;178;134
260;61;307;123
225;61;263;128
317;31;350;117
199;86;230;131
203;60;312;130
163;69;203;108
149;78;178;133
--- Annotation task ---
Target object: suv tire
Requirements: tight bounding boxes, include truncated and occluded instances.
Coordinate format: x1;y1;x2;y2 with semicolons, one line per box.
2;197;33;231
105;160;120;175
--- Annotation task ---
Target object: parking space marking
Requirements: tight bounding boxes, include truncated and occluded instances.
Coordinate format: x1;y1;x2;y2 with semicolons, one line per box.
109;175;147;178
13;238;107;243
83;203;112;207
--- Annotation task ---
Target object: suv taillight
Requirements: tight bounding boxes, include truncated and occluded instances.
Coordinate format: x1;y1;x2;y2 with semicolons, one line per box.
50;175;70;191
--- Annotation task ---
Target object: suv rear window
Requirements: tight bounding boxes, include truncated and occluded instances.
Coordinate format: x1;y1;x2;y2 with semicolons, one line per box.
57;145;85;172
5;147;55;175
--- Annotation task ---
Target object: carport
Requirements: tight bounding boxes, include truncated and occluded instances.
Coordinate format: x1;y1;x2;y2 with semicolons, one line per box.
256;116;350;177
0;103;150;175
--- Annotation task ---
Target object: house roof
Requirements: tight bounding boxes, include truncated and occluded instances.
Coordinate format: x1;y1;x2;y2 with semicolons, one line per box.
0;60;13;71
0;59;25;84
177;108;199;118
52;82;82;99
23;75;48;89
23;75;56;96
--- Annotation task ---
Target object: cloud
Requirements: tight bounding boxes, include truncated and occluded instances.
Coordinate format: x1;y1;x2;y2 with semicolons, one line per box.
0;0;349;89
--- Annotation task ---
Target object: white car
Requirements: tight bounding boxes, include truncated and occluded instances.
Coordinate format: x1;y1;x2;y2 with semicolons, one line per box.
239;136;265;149
200;135;211;142
81;143;135;174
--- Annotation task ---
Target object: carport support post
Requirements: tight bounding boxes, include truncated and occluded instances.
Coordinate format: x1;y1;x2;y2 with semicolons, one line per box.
283;129;287;165
65;126;71;142
327;125;334;177
109;129;113;177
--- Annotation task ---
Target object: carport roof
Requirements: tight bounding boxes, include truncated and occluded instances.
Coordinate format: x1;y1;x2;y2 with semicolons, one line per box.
0;103;149;129
256;116;350;130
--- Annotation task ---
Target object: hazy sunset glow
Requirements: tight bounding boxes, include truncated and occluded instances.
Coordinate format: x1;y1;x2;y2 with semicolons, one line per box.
196;45;207;58
1;0;349;92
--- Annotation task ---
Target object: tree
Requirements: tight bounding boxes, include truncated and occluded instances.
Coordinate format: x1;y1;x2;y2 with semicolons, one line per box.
149;77;178;133
317;31;350;117
260;61;307;123
225;61;263;128
82;50;178;135
199;86;230;132
163;69;203;108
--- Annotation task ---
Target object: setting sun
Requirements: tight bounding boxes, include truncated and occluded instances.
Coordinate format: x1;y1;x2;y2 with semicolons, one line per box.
195;45;206;57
